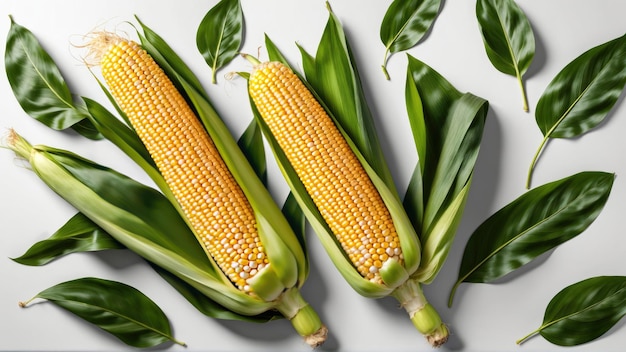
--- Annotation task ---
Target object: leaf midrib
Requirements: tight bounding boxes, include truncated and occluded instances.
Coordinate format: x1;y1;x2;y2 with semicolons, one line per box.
49;297;171;338
17;34;74;110
495;4;522;79
386;1;429;51
539;286;626;333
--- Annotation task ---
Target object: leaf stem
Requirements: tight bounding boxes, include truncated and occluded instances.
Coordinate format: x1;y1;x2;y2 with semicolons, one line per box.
517;73;529;112
18;296;37;308
381;48;391;80
448;281;461;307
516;328;540;345
526;135;549;189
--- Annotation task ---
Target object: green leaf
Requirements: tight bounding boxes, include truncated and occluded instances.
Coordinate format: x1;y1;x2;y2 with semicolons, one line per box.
4;16;100;139
379;0;442;80
403;56;488;283
12;212;123;266
449;172;615;306
22;277;184;347
527;34;626;188
518;276;626;346
476;0;535;112
196;0;243;84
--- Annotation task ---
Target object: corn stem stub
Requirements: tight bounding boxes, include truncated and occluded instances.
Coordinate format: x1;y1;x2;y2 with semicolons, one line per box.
248;60;448;346
86;33;325;345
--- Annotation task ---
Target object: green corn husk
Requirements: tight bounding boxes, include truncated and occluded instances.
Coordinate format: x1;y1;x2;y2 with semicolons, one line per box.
245;3;488;347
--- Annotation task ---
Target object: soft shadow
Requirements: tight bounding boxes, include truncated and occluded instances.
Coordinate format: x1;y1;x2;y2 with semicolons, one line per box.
90;248;145;270
524;14;547;80
491;249;554;284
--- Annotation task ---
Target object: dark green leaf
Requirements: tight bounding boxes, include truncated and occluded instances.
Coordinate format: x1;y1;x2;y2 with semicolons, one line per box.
196;0;243;84
528;34;626;188
536;34;626;138
449;172;615;306
4;16;100;139
476;0;535;111
518;276;626;346
380;0;442;79
403;56;488;283
12;212;123;266
26;277;184;347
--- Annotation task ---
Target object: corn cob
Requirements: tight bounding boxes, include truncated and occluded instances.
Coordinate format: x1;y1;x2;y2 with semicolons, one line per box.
95;35;266;293
248;61;403;284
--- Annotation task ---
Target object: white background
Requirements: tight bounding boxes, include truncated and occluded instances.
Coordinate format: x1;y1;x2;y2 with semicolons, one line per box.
1;0;625;351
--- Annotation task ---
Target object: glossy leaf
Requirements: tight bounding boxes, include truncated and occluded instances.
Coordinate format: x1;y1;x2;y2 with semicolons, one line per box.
449;172;614;306
403;56;488;283
12;212;123;266
4;17;100;139
196;0;243;84
527;34;626;188
22;277;184;347
379;0;442;80
518;276;626;346
476;0;535;112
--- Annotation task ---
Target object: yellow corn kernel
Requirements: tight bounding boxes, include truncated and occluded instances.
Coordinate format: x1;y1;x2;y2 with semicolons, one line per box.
248;61;402;283
98;37;267;293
